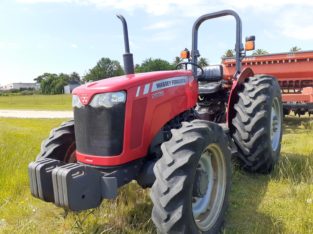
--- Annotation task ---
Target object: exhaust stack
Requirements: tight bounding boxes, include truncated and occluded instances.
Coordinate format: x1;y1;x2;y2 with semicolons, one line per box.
117;15;134;75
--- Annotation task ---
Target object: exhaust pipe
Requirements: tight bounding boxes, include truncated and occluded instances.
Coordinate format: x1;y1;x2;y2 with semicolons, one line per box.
117;15;134;75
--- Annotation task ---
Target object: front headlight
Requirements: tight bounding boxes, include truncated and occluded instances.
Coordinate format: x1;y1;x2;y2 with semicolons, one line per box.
72;95;83;108
89;91;126;108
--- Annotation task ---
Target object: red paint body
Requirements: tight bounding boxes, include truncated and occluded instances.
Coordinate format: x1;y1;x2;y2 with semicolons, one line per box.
73;71;198;166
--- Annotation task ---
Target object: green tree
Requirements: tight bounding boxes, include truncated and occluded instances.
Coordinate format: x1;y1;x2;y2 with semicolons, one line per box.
51;76;66;94
223;49;235;58
58;73;71;83
34;73;51;84
173;56;182;67
84;57;124;82
135;58;175;73
69;72;81;83
198;57;209;67
290;46;301;52
252;49;269;56
134;64;141;71
39;73;60;94
36;73;74;94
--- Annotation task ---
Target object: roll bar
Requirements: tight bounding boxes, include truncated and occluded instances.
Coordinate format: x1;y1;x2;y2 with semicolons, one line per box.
191;10;244;78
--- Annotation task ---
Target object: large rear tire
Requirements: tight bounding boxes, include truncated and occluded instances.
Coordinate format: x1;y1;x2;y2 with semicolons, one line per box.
230;75;283;173
37;120;76;162
151;120;231;233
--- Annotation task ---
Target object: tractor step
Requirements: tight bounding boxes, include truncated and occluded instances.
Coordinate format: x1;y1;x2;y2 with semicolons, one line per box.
28;158;118;211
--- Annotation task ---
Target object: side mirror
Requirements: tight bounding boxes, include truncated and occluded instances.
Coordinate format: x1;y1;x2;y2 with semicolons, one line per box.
245;35;255;51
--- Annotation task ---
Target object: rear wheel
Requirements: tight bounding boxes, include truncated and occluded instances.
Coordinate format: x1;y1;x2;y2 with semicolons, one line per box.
230;75;283;173
37;120;76;162
151;120;231;233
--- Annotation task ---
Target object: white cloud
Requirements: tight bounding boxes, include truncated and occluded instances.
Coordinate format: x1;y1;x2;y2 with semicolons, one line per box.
149;31;176;42
17;0;313;14
221;0;313;11
18;0;72;3
263;29;275;40
16;0;313;41
17;0;313;25
17;0;220;16
277;8;313;40
0;41;20;49
70;43;78;48
220;0;313;41
144;21;177;30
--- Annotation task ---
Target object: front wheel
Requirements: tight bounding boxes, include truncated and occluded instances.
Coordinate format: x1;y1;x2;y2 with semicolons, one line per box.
37;120;76;162
151;120;231;233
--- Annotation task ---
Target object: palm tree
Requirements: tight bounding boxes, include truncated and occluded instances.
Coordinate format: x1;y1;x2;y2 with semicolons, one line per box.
290;46;301;52
173;56;182;66
198;57;209;67
252;49;269;56
223;49;234;58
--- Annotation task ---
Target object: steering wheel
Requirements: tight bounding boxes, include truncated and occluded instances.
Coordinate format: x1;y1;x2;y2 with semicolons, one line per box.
176;62;204;78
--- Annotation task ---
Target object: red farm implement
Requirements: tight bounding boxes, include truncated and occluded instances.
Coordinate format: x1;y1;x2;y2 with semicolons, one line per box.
223;51;313;116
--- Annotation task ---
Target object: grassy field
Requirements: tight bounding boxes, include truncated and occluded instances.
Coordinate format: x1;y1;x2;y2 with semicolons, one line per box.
0;95;71;110
0;116;312;233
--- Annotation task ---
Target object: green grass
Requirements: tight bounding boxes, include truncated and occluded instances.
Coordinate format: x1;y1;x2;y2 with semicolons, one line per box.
0;116;312;233
0;95;72;110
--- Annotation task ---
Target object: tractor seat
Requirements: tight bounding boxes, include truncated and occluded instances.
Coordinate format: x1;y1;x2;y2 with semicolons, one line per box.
198;81;222;94
198;65;223;82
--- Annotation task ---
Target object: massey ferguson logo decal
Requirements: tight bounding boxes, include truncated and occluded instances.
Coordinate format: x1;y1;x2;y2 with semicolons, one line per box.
152;77;187;92
136;76;188;97
78;94;91;105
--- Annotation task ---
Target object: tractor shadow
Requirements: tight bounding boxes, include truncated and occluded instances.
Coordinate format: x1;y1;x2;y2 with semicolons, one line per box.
223;167;284;234
71;183;155;234
283;115;313;134
224;115;312;233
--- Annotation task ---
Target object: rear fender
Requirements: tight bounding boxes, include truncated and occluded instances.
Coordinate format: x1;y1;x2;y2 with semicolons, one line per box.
226;67;254;128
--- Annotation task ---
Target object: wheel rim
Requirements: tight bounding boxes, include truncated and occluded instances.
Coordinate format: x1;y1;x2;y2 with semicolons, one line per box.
192;144;227;231
270;97;281;151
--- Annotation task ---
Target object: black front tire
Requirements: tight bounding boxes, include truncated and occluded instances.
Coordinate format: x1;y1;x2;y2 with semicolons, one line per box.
230;75;283;173
151;120;231;233
37;120;76;162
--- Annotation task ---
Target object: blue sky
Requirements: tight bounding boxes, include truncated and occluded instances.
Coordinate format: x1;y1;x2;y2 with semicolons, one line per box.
0;0;312;84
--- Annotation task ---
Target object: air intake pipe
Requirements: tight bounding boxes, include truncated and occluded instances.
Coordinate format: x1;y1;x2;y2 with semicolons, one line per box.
117;15;134;75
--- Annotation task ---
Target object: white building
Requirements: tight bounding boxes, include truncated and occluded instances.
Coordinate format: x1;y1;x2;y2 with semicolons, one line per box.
0;83;40;91
64;82;80;94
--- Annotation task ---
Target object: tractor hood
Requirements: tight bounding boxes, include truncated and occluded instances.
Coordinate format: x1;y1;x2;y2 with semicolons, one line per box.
72;70;192;105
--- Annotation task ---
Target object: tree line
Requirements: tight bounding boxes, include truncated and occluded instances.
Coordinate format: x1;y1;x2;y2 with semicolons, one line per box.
34;72;81;94
34;56;209;94
223;46;302;57
35;45;301;94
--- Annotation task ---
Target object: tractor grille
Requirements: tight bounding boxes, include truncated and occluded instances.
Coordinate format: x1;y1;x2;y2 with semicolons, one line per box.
74;103;125;156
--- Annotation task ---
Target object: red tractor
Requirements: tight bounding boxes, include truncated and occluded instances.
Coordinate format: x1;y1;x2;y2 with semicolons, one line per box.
28;10;283;233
